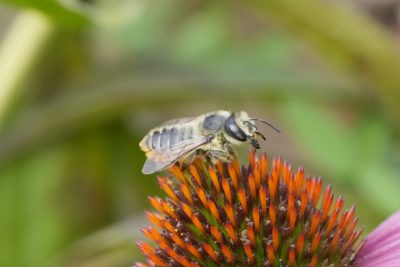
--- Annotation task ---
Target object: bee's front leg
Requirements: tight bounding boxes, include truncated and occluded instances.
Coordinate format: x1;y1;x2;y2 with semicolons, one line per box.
224;143;237;161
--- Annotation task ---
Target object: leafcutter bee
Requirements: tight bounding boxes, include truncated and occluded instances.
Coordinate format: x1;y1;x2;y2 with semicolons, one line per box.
139;110;279;174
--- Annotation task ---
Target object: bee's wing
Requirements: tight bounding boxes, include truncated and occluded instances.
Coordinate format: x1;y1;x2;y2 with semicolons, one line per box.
142;135;210;175
142;158;172;175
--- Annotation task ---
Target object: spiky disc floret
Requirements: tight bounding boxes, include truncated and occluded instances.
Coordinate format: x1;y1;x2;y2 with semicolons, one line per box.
136;149;364;267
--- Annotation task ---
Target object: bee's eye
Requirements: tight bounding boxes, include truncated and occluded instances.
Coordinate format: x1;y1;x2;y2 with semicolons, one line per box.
225;115;247;141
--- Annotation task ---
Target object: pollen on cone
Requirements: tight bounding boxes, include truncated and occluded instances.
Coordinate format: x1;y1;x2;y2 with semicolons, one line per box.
136;149;364;266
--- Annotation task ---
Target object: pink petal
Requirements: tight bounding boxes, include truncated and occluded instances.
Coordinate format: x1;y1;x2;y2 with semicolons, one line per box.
356;210;400;267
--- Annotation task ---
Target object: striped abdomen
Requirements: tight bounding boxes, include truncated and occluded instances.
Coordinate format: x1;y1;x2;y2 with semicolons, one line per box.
146;126;195;152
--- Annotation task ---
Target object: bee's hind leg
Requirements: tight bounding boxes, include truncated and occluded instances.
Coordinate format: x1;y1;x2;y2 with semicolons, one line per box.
208;147;237;165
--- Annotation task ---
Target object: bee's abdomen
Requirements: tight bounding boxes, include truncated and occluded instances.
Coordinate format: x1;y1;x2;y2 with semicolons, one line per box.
150;126;193;150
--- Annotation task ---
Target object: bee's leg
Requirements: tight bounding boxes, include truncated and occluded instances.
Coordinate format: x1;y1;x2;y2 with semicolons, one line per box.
208;150;225;164
208;148;235;164
224;143;238;161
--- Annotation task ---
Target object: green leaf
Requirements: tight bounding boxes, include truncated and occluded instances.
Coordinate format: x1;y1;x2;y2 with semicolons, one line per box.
249;0;400;129
357;163;400;216
172;9;229;63
282;100;357;179
0;147;69;267
282;100;400;217
2;0;89;28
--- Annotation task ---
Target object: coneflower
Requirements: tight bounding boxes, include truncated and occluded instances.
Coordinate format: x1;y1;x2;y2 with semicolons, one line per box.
135;149;368;266
355;210;400;267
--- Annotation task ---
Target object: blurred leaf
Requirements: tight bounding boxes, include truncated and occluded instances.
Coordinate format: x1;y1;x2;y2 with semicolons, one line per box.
210;34;300;72
282;100;357;178
110;0;175;52
353;120;400;216
357;163;400;216
0;72;359;167
50;216;146;267
2;0;89;27
0;147;69;267
250;0;400;131
282;100;400;217
172;8;229;63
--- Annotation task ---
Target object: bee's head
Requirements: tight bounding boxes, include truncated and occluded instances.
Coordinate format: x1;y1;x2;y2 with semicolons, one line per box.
224;111;280;149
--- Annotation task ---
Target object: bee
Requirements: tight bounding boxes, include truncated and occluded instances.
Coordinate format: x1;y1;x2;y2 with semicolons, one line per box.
139;110;279;174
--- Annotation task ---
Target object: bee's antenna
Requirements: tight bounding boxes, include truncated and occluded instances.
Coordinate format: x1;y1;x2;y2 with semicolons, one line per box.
248;118;281;133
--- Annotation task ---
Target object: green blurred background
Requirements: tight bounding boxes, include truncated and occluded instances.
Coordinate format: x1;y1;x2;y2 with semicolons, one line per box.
0;0;400;266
